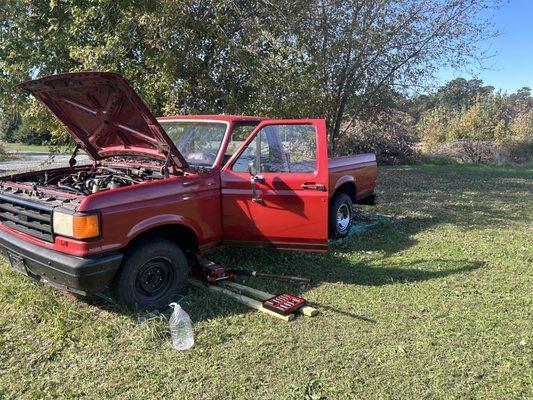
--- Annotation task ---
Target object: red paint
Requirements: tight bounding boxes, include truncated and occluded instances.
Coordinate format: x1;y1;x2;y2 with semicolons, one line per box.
220;119;330;252
1;72;377;259
329;154;377;200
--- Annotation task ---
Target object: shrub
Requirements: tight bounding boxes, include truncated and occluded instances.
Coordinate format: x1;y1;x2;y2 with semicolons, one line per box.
0;141;9;161
499;140;533;164
13;120;51;145
418;94;532;164
511;108;533;140
426;140;493;163
448;95;512;144
336;110;419;164
417;107;459;149
501;109;533;163
457;140;495;163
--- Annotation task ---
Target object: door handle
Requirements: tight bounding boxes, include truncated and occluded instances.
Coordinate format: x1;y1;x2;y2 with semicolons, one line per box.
301;183;326;191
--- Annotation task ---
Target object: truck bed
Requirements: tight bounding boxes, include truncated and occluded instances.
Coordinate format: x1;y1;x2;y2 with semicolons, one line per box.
328;153;377;201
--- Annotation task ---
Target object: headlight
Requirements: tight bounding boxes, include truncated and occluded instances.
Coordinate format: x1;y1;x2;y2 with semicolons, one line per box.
53;210;100;239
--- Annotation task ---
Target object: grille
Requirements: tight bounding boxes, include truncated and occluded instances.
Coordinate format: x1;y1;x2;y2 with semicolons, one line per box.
0;194;54;242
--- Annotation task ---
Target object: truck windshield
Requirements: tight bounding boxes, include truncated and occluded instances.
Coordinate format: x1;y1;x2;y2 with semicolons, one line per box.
159;121;228;167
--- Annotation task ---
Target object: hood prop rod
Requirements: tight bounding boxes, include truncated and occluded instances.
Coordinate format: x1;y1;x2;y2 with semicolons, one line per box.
69;144;80;168
162;149;171;178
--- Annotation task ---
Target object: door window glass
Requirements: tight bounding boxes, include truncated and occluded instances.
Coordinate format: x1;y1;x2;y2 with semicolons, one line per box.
232;124;316;173
224;123;259;166
232;136;258;172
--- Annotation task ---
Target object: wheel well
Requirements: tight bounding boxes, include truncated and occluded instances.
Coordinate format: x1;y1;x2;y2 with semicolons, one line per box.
127;224;199;256
332;182;356;203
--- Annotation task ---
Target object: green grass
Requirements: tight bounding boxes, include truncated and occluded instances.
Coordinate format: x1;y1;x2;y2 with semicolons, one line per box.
1;164;531;399
2;142;52;153
0;153;18;162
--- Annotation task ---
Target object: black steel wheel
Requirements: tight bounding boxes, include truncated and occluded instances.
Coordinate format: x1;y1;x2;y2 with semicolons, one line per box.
135;258;175;301
111;239;188;309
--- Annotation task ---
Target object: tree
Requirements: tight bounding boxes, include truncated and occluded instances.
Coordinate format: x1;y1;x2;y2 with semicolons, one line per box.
272;0;500;152
0;1;263;113
408;78;495;121
1;0;500;153
417;84;532;163
0;113;21;142
435;78;494;110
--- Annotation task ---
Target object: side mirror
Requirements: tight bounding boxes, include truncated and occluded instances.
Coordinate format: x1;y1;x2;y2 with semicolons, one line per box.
248;161;258;176
248;161;263;203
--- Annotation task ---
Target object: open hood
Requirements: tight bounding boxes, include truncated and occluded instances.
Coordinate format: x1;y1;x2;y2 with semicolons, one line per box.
20;72;188;168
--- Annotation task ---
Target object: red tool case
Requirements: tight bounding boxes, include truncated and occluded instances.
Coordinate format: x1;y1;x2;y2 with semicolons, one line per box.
262;293;307;315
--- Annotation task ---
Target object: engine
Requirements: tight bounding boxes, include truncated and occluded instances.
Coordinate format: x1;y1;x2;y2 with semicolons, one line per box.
35;165;162;195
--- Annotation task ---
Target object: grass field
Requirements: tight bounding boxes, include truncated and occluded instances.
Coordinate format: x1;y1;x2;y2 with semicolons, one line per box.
0;164;531;399
2;142;52;153
2;142;78;154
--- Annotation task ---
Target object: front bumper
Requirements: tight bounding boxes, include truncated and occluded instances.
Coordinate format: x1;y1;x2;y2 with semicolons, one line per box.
0;229;123;295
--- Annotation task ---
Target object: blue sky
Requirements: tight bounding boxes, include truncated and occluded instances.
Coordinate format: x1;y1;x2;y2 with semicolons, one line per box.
437;0;532;93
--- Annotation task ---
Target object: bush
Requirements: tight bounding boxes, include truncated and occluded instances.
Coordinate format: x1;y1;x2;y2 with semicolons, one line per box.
448;95;511;143
418;94;532;164
336;110;419;164
12;121;51;145
417;107;459;149
502;109;533;163
500;140;533;164
458;140;495;163
426;140;492;163
0;141;9;161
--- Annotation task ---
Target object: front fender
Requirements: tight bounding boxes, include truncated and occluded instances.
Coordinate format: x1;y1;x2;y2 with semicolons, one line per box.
126;214;202;243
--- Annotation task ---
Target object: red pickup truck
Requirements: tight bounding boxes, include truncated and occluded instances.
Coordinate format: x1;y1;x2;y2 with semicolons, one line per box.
0;72;376;309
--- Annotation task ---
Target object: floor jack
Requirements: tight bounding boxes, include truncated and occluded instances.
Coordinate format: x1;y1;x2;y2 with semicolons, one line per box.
189;256;318;322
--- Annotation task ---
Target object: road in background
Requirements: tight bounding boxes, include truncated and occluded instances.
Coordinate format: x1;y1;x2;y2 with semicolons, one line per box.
0;152;90;173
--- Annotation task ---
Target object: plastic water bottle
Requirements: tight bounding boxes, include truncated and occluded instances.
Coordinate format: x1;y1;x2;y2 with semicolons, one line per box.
169;303;194;350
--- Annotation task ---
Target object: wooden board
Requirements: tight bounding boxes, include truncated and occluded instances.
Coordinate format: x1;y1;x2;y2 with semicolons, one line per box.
221;281;319;317
189;279;296;322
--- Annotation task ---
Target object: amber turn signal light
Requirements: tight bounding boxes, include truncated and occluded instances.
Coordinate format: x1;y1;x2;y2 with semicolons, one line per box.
72;214;100;239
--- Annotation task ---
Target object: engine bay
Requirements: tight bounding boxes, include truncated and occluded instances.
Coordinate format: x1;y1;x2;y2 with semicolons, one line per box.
8;165;167;196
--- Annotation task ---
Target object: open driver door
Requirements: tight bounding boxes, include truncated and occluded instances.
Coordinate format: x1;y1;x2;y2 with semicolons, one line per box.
220;119;329;252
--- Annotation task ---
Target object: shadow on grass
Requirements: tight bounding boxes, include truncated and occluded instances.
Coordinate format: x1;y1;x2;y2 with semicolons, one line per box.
79;164;521;322
78;214;483;325
309;303;378;323
80;283;252;323
192;245;483;324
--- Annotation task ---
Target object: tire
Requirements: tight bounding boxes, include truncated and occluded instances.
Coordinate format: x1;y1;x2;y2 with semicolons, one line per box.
110;239;189;310
328;193;354;239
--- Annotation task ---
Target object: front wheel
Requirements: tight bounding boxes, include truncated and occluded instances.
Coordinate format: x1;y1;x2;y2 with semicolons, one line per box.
328;193;354;239
110;239;189;310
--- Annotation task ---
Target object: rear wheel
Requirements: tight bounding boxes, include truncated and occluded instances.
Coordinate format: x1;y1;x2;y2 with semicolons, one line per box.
328;193;354;239
110;239;189;310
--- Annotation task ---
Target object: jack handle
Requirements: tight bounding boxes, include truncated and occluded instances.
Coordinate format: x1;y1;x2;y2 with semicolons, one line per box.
227;269;312;284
